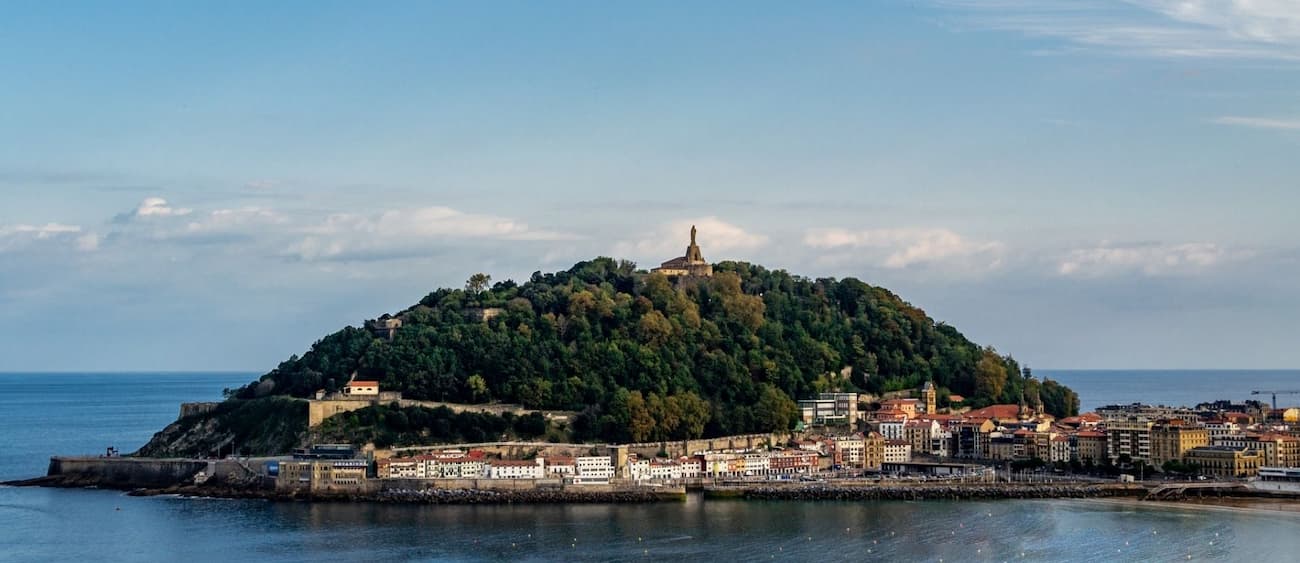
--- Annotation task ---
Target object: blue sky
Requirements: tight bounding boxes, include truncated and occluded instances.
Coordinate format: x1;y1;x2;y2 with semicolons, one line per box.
3;1;1299;371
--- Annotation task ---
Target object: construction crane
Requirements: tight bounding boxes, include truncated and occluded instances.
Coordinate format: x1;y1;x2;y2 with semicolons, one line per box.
1250;390;1300;410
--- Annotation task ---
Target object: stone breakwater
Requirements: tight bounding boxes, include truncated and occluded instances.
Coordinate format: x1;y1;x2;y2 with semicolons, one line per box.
708;483;1146;501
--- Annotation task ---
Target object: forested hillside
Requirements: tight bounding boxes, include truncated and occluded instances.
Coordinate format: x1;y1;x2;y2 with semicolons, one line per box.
229;258;1078;442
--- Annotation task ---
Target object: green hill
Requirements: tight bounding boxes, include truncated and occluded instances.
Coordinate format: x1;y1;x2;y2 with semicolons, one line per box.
218;258;1077;446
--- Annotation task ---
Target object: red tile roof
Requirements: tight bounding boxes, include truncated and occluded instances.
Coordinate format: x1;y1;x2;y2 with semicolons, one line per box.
966;405;1022;420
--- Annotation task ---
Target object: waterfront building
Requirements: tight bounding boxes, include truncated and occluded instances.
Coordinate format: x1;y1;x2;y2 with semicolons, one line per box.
376;457;422;479
648;459;683;481
769;451;820;474
1184;446;1262;478
679;457;702;478
884;440;912;464
1106;418;1153;463
629;457;652;481
701;452;745;478
864;431;885;471
277;459;369;493
543;456;576;477
1150;420;1209;469
987;435;1014;461
485;459;545;479
954;418;995;459
743;453;771;476
417;456;485;478
576;456;615;479
1214;433;1300;468
1050;435;1071;463
903;419;939;456
1073;430;1109;465
830;435;865;468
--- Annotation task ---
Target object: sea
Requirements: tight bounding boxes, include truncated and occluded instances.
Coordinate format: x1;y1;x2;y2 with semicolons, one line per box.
2;370;1299;562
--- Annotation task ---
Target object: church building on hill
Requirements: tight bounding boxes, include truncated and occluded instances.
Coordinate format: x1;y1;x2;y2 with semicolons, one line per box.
652;225;714;278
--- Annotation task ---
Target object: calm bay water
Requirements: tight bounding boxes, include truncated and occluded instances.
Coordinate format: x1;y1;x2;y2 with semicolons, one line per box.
3;371;1300;562
1042;369;1300;413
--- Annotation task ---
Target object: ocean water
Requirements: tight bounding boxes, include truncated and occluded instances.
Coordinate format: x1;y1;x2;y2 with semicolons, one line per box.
3;371;1300;562
1043;369;1300;413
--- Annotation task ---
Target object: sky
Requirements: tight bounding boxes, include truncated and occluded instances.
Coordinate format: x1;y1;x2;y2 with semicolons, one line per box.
2;1;1299;372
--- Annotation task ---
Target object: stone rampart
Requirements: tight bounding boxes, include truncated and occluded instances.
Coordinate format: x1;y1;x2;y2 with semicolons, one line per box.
623;432;791;459
48;457;210;488
179;402;220;420
307;398;563;428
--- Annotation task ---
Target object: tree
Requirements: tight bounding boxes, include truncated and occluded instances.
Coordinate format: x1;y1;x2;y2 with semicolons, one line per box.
753;384;799;432
465;374;489;403
626;391;656;442
466;273;491;295
974;348;1008;402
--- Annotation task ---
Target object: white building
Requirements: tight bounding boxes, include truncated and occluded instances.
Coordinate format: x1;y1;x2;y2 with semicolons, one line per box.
576;456;615;479
425;456;484;478
833;435;865;468
679;457;702;478
486;459;545;479
543;457;576;477
649;460;682;481
1050;435;1071;463
884;440;912;464
742;453;771;476
342;380;379;396
377;457;422;479
629;458;652;481
880;420;906;441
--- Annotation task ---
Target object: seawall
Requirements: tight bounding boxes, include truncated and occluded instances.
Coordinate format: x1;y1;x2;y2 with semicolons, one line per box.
705;483;1148;501
46;457;210;488
41;456;273;489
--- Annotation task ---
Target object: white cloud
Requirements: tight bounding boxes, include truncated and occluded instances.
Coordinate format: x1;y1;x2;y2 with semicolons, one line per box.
611;217;769;262
0;223;95;253
804;227;1004;269
287;206;576;262
935;0;1300;62
1212;116;1300;130
124;197;192;220
1056;241;1244;277
184;207;287;234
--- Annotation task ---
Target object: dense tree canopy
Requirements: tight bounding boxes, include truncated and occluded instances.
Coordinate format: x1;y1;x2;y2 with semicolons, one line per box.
236;258;1078;442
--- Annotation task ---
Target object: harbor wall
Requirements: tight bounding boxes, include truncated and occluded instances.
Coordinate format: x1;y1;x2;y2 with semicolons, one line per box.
48;457;209;488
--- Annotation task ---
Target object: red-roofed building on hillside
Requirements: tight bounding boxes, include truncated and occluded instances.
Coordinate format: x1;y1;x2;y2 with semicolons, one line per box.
343;380;380;396
880;399;919;418
965;404;1024;422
